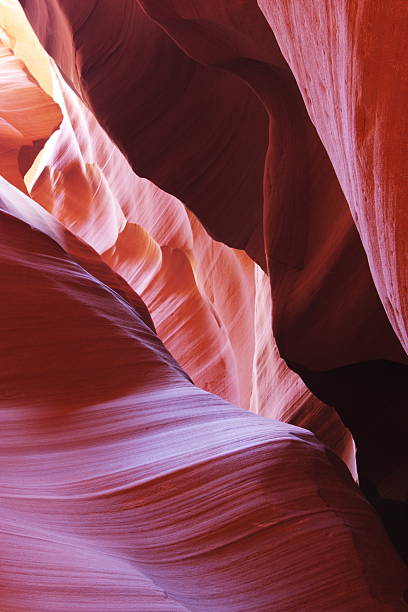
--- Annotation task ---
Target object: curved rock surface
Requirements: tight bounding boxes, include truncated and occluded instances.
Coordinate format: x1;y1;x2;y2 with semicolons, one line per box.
20;0;407;368
0;0;407;608
19;0;408;556
0;41;61;192
258;0;408;354
25;55;351;469
0;177;407;610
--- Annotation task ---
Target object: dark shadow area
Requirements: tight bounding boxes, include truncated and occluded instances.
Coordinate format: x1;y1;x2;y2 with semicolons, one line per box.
288;359;408;565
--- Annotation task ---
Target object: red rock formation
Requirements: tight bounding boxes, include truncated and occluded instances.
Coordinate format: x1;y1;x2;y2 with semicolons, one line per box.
20;0;406;367
0;0;407;608
258;0;408;354
19;0;408;555
0;177;407;610
22;44;351;474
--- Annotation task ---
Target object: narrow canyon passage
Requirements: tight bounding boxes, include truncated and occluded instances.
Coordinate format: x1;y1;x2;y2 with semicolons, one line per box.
0;1;407;610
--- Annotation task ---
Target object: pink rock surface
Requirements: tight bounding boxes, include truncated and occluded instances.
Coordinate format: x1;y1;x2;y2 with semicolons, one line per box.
26;53;350;470
19;0;408;522
0;177;407;610
0;1;407;608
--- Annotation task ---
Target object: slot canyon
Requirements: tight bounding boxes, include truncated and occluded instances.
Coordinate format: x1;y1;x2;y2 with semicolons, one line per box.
0;1;407;609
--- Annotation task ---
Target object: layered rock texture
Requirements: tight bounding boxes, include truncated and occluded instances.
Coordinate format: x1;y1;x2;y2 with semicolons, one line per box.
0;0;407;609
